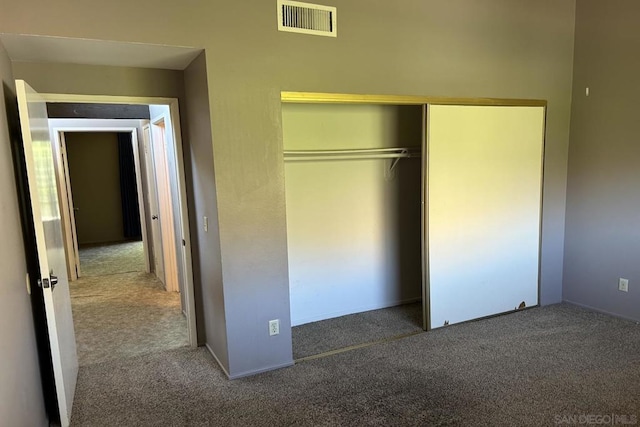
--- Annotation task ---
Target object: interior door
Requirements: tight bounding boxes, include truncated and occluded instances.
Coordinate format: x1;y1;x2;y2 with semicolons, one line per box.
16;80;78;426
143;124;165;285
150;119;179;293
54;131;82;279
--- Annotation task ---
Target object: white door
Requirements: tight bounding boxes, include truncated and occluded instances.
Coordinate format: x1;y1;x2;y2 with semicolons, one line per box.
143;124;165;284
16;80;78;426
426;105;545;328
55;131;82;279
151;119;179;293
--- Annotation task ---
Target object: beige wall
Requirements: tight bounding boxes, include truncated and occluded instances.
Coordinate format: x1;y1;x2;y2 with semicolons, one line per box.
0;41;48;426
2;0;576;378
65;132;125;245
12;61;185;100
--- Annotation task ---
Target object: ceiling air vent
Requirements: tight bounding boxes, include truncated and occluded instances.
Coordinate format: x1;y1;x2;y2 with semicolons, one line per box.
277;0;337;37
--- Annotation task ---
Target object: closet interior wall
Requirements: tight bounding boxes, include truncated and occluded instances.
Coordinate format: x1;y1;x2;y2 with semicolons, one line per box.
283;103;423;326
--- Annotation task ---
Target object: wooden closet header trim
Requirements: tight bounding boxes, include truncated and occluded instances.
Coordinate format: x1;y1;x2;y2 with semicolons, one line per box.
281;91;547;107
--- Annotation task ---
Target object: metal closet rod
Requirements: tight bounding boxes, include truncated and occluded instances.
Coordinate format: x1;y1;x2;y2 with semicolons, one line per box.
283;147;421;162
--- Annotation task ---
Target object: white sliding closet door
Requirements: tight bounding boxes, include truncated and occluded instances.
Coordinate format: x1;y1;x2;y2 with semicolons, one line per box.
427;105;545;328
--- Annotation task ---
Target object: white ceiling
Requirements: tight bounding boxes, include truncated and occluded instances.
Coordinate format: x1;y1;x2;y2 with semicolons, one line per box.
0;34;203;70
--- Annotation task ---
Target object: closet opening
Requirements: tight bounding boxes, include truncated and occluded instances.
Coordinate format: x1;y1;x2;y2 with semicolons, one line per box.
282;102;425;360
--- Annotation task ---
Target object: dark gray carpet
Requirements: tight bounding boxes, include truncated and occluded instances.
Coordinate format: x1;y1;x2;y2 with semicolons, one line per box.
293;302;423;359
70;303;640;426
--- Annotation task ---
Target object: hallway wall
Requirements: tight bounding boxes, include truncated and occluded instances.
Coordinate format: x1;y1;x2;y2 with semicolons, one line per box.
65;132;125;245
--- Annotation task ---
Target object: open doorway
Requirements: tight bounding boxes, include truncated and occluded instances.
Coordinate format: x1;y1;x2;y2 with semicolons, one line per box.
64;131;146;277
47;103;196;367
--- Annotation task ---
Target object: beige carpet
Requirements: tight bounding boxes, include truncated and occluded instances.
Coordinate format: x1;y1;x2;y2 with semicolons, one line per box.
79;241;146;277
71;242;188;367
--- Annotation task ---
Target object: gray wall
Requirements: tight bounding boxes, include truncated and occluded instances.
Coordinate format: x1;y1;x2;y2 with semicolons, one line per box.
183;52;228;369
3;0;576;378
563;0;640;321
65;132;125;245
0;41;48;426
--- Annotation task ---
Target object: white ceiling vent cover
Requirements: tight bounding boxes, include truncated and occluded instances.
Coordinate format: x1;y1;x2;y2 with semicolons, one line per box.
277;0;337;37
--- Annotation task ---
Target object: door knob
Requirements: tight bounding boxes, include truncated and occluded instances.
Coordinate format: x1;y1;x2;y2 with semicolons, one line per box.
38;273;59;290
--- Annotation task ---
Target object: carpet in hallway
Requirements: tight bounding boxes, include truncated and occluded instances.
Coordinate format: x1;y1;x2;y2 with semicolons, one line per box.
79;241;145;277
70;303;640;426
70;271;189;366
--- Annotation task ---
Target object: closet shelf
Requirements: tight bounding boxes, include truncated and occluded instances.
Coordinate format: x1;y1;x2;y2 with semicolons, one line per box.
283;147;421;162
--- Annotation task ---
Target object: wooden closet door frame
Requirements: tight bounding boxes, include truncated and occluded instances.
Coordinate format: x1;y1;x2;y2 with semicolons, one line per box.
421;104;430;331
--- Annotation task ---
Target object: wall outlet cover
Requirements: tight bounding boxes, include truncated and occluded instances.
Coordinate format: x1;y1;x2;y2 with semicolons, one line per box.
269;319;280;336
619;278;629;292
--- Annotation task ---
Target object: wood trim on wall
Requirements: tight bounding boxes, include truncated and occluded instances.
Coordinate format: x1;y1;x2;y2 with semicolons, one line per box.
281;91;547;107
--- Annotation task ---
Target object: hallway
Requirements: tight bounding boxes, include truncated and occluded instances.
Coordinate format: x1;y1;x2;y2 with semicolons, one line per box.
78;241;146;277
70;242;188;366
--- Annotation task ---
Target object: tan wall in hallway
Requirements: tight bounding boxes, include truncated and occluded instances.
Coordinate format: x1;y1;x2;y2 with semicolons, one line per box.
65;132;125;245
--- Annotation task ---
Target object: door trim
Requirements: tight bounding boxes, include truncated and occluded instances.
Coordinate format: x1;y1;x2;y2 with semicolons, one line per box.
421;104;430;331
142;123;165;285
149;115;179;293
52;131;81;280
281;91;547;106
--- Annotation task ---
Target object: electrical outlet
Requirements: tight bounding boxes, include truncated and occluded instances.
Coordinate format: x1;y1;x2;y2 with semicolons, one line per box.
619;278;629;293
269;319;280;336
